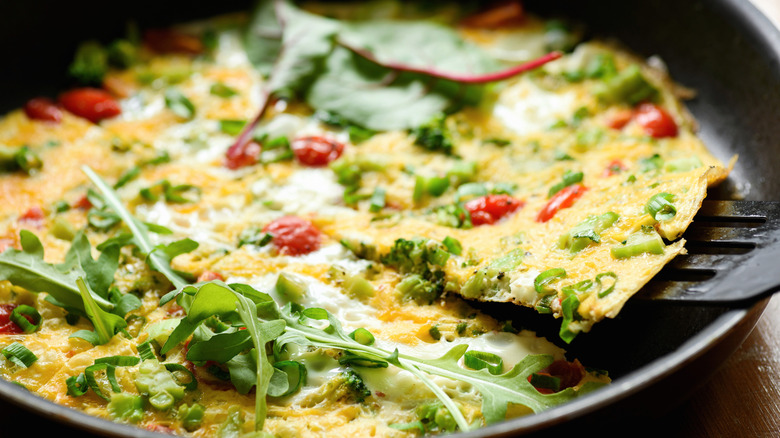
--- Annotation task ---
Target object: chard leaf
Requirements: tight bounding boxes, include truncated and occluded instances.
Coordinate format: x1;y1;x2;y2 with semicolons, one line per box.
337;19;499;77
307;46;456;131
244;0;284;77
264;1;339;94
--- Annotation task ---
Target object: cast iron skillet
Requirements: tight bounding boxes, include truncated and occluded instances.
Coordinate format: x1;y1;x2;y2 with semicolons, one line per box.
0;0;778;436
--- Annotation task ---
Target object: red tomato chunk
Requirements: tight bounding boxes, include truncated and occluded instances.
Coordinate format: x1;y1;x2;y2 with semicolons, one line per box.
291;136;345;167
263;216;321;256
59;88;121;123
464;194;524;226
23;97;62;123
0;304;28;335
225;140;261;170
536;184;587;223
634;103;678;138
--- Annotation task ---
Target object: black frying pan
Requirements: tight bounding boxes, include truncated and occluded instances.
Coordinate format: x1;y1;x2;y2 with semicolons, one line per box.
0;0;778;436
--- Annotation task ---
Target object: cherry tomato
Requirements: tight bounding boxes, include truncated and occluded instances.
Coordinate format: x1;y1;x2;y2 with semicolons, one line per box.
464;194;524;226
536;184;588;223
263;216;321;256
528;359;586;394
144;29;204;55
291;136;345;167
634;103;678;138
23;97;62;123
197;271;225;282
602;159;627;177
224;140;262;170
59;88;121;123
0;304;25;335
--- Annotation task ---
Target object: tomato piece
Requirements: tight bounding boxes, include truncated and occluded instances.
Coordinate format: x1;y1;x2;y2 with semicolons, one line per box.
18;206;44;228
536;184;588;223
197;271;225;282
461;1;525;28
23;97;62;123
291;136;345;167
601;159;627;177
72;195;93;210
0;237;16;253
225;140;262;170
144;29;204;55
605;108;634;130
528;359;586;394
0;304;25;334
464;194;524;226
59;88;121;123
145;424;175;434
634;103;678;138
263;216;321;256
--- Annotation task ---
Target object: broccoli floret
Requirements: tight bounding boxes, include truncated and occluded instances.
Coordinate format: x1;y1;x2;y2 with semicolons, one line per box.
69;41;109;86
381;238;449;276
381;238;451;304
411;114;454;155
339;369;371;403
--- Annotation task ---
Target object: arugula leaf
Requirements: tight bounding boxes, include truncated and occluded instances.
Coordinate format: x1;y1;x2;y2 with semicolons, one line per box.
162;278;599;432
71;277;128;345
0;230;114;311
82;165;193;292
233;293;286;430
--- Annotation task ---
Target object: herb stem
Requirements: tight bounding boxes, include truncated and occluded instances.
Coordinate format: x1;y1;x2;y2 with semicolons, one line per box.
339;43;563;84
82;166;190;291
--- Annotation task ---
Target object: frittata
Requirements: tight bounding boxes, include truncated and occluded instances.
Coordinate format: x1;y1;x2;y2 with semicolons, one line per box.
0;1;729;436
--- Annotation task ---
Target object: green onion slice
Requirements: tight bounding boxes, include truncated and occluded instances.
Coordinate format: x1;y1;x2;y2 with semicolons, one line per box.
84;363;119;400
1;342;37;368
95;355;141;367
647;192;677;221
595;272;618;298
369;187;386;213
529;373;561;392
338;352;388;368
10;305;41;333
463;350;504;375
137;341;157;361
164;363;198;391
442;236;462;256
534;268;567;293
349;328;376;346
66;373;89;397
273;361;307;397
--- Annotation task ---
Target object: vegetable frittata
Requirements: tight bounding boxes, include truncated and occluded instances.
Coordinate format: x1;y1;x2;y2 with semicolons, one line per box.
0;1;729;436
